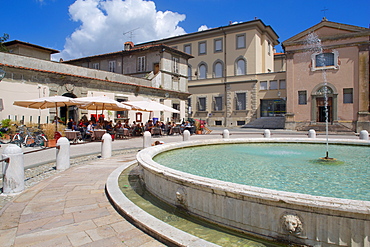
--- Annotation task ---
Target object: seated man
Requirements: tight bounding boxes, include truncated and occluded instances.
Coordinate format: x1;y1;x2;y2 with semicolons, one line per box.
85;121;94;140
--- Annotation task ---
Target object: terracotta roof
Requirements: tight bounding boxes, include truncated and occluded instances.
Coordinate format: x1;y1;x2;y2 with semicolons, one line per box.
4;40;60;54
64;43;193;63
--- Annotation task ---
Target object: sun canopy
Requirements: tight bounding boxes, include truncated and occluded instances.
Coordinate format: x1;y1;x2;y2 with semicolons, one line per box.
123;100;180;113
71;96;131;111
13;95;77;109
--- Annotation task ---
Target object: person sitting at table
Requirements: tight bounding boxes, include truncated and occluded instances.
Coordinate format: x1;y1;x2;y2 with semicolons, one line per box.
183;121;194;134
114;120;122;130
123;120;130;129
105;121;114;137
85;121;94;140
145;120;154;132
67;118;74;129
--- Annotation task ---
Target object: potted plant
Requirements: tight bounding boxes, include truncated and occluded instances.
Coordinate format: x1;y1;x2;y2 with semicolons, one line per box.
41;123;65;147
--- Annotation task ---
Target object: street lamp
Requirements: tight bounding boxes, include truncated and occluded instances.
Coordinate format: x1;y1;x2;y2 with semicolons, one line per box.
0;68;6;81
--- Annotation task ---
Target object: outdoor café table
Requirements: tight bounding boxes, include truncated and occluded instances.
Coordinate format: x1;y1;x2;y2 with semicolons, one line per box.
65;130;78;143
93;129;106;140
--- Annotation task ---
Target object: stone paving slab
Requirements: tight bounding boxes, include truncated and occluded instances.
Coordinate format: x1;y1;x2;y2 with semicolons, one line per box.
0;152;166;247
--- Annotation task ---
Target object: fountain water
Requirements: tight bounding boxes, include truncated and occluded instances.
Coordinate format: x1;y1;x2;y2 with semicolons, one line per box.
305;32;334;161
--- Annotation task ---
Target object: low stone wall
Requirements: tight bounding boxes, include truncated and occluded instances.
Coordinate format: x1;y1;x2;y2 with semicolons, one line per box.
137;138;370;246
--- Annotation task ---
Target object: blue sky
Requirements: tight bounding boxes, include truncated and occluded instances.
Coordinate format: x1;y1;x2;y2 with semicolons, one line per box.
3;0;369;60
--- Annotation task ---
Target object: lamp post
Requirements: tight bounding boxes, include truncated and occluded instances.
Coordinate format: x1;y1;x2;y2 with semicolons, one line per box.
0;68;6;81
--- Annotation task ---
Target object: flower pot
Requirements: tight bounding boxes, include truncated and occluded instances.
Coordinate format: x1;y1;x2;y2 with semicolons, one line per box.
45;139;57;147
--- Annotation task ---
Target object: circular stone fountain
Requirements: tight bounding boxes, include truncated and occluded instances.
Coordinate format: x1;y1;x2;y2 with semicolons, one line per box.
135;138;370;246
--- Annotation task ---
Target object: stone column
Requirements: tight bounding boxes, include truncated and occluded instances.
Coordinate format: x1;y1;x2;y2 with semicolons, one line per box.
143;131;152;148
101;133;112;159
222;129;230;138
308;129;316;138
183;130;190;141
2;144;24;194
56;137;70;170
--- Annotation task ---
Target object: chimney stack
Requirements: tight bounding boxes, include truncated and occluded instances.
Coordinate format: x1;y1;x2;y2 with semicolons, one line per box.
124;41;134;51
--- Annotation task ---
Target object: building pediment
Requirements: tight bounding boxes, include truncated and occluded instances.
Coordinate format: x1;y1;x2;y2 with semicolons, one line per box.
282;19;370;47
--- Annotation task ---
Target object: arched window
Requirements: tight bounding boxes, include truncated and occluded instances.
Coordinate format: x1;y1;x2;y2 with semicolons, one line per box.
213;61;223;78
235;57;246;75
198;63;207;79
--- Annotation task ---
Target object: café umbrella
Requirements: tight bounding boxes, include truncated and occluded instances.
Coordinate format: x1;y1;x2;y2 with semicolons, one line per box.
71;96;131;119
123;100;180;113
13;95;78;131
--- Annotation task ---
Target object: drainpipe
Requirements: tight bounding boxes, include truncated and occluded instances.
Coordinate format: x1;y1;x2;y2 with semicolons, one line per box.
222;28;228;127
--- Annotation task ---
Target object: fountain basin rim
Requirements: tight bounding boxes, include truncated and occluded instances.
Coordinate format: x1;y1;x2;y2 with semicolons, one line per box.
106;160;219;247
137;138;370;217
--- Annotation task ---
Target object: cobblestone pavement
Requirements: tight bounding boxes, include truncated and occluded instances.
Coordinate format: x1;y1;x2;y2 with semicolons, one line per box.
0;148;166;247
0;149;137;211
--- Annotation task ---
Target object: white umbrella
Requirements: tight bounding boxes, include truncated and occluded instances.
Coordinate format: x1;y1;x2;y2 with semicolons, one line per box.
71;96;131;119
13;95;78;131
71;96;131;110
123;100;180;113
13;95;76;109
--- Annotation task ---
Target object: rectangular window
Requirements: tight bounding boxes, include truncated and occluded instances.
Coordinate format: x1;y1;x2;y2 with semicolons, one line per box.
316;53;334;67
184;44;191;55
108;60;116;72
173;57;179;74
343;88;353;103
138;56;146;72
213;96;223;111
236;34;246;49
93;63;100;70
235;92;246;110
199;41;207;55
198;97;207;111
279;80;286;89
298;91;307;105
214;38;222;53
215;120;222;126
116;98;129;119
260;81;268;90
269;80;278;90
268;41;271;56
188;97;192;114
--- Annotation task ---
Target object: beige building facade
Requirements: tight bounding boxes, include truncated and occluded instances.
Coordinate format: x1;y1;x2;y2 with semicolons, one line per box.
65;43;192;123
283;19;370;132
140;19;286;127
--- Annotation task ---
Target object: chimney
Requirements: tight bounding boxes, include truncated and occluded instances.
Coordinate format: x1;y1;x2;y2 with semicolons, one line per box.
124;41;134;51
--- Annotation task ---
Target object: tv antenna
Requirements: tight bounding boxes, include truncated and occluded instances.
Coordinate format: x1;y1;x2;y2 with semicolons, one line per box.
123;28;139;41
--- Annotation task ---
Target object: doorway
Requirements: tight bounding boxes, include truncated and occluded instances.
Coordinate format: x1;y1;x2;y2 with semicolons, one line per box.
316;97;332;122
60;93;78;124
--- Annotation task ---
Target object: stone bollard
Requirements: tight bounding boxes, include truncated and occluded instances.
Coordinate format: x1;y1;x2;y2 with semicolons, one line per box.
359;130;369;140
308;129;316;138
263;129;271;138
2;144;24;194
56;137;70;170
222;129;230;138
101;133;112;159
183;130;190;141
143;131;152;148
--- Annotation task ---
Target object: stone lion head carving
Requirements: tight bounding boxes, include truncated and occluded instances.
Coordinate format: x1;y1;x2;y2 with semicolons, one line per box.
282;213;303;235
175;187;187;209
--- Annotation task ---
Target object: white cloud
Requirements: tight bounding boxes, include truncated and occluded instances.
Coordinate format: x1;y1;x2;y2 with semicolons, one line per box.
55;0;186;60
197;25;209;32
